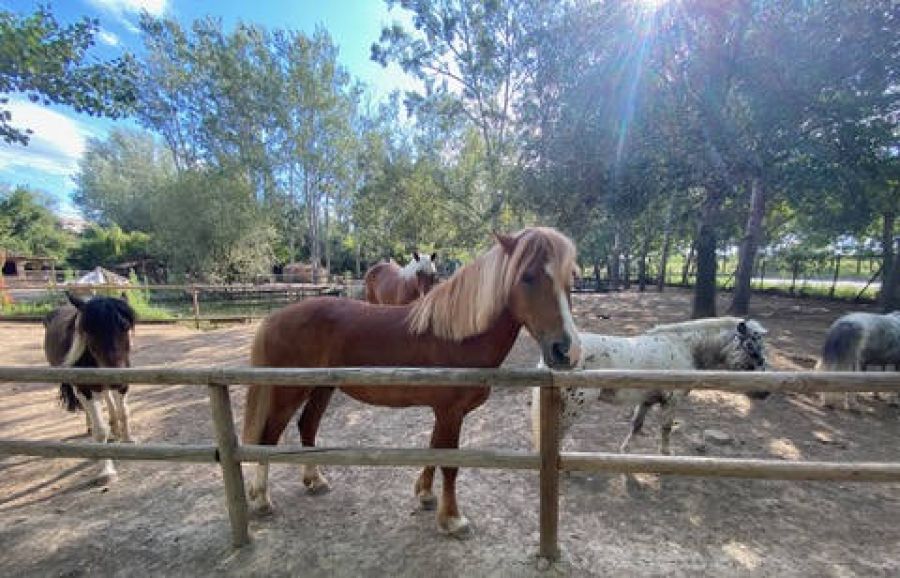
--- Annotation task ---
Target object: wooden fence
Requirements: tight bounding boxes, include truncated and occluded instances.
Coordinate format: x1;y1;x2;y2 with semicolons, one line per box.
0;366;899;561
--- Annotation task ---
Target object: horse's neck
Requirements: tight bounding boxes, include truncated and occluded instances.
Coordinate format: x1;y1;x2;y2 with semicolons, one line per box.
454;308;522;366
681;330;731;369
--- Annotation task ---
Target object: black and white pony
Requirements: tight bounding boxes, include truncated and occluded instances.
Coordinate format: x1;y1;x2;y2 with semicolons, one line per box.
818;311;900;410
43;293;136;483
532;317;770;455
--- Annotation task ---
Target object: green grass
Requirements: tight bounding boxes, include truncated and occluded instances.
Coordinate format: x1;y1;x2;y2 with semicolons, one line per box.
0;295;174;321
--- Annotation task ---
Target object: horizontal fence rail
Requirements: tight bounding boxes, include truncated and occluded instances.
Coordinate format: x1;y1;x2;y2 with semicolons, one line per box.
0;365;898;559
0;366;898;393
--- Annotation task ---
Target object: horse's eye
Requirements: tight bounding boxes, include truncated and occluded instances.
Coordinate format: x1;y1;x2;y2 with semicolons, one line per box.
521;272;535;285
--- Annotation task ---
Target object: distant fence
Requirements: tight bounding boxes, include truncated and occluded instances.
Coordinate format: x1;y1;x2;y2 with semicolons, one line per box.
1;282;362;326
0;366;898;561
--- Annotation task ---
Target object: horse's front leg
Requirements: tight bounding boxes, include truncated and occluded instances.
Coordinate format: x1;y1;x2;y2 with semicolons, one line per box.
657;396;678;456
620;401;652;454
109;386;134;443
102;389;119;439
296;387;335;494
74;388;117;484
431;410;470;537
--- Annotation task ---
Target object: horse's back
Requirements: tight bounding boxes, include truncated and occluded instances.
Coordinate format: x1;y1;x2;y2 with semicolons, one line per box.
364;262;400;304
823;312;900;367
579;333;693;369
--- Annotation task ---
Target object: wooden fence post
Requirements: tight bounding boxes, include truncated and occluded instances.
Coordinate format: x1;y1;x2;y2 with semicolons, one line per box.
192;288;201;329
207;383;250;547
538;385;561;562
829;255;841;298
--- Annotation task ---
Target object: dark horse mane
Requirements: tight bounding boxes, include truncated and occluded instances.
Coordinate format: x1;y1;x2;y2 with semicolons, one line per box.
51;294;136;411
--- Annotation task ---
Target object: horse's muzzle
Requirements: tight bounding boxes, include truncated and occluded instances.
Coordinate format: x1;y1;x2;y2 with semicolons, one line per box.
543;334;579;370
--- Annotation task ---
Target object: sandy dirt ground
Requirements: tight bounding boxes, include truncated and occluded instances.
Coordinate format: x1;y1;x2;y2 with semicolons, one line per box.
0;289;897;577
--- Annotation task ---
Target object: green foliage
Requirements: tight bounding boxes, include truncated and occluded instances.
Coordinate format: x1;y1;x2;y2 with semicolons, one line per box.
149;168;276;282
68;224;150;270
0;185;72;259
74;129;176;231
0;6;136;145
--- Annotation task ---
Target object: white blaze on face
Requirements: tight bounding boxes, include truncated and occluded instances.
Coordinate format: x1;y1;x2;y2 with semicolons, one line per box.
546;263;582;365
400;252;437;279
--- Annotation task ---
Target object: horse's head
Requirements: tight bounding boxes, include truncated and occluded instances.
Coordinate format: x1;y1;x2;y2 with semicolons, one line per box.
729;318;770;399
412;252;439;297
498;228;582;370
64;292;136;368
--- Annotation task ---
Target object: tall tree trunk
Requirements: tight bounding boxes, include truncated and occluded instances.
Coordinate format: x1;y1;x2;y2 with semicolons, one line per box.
681;241;696;286
638;240;649;292
692;188;723;319
323;192;331;278
879;211;898;312
657;198;674;292
610;230;621;291
729;178;766;315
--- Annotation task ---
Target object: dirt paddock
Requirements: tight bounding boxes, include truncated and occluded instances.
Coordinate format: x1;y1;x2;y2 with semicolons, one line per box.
0;289;897;577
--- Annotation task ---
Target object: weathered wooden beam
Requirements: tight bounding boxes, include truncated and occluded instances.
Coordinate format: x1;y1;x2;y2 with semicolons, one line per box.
538;386;562;561
235;446;540;469
0;440;216;462
0;366;897;394
561;453;900;482
207;384;250;547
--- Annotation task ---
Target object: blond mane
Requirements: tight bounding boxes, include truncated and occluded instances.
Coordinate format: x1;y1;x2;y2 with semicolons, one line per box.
407;227;576;341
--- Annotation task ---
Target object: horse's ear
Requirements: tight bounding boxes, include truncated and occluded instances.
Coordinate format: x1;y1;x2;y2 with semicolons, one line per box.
430;252;437;262
493;231;517;255
413;251;420;262
66;292;85;310
737;321;748;335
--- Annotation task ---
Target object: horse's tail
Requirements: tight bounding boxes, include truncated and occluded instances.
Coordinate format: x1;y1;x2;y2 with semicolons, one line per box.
820;320;863;370
59;383;82;412
242;320;271;445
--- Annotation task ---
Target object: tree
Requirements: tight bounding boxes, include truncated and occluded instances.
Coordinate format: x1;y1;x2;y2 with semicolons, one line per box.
149;168;275;282
0;6;136;145
74;128;176;232
0;185;72;260
68;224;151;270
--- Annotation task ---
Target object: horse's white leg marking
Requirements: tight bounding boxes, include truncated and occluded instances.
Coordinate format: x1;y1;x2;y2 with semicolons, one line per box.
301;463;330;494
111;390;134;443
102;390;119;440
74;389;116;483
248;462;273;514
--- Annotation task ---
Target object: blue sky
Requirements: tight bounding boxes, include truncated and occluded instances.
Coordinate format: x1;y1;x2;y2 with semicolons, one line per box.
0;0;420;216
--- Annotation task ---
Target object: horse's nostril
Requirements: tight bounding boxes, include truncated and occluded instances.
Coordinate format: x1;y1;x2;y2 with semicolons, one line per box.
552;341;569;361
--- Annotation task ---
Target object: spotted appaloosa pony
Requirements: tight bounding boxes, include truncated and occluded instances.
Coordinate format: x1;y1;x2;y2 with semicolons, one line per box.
365;251;438;304
818;311;900;410
243;227;581;537
532;317;770;455
43;293;136;483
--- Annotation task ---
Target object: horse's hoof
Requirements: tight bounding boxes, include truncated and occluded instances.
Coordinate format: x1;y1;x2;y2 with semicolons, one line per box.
438;515;472;539
303;475;331;495
96;472;117;486
417;491;437;511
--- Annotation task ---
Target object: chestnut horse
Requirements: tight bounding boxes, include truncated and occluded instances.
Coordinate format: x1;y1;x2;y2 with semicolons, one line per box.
242;227;581;537
364;251;438;304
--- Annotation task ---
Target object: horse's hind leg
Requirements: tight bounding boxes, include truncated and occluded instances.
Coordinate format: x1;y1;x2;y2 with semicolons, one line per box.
431;410;470;537
248;387;311;514
296;387;334;494
110;386;134;443
74;388;116;484
620;401;652;454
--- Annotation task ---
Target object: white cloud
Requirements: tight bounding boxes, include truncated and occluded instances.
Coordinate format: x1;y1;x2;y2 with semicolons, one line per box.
88;0;167;33
88;0;167;17
98;28;120;47
0;100;90;177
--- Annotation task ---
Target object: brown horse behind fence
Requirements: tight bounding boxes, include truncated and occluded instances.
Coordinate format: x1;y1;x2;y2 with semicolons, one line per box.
242;227;581;537
364;251;438;304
